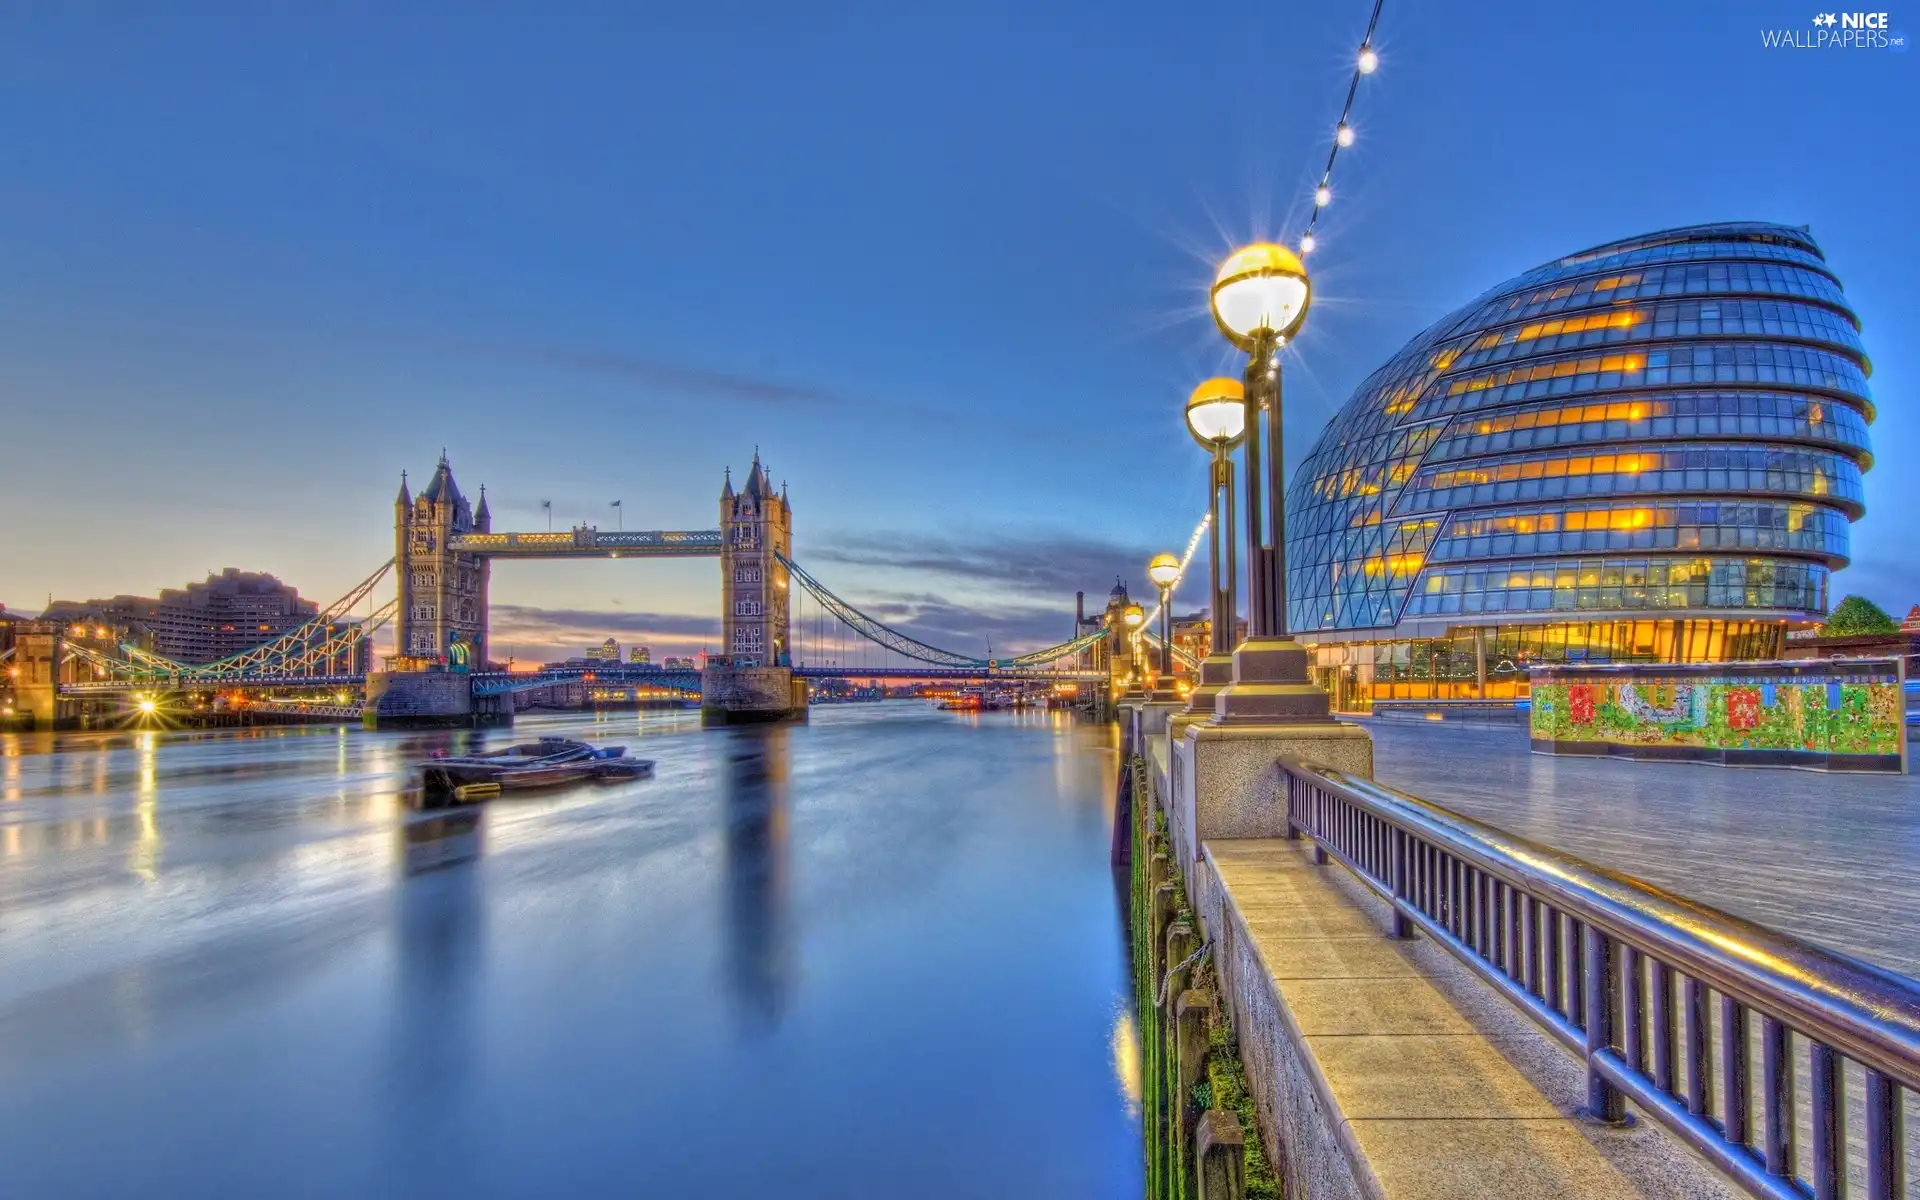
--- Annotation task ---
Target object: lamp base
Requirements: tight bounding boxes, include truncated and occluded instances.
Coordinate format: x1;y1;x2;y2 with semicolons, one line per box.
1212;637;1334;726
1182;653;1236;710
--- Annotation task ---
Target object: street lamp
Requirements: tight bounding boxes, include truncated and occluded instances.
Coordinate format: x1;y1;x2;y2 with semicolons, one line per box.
1185;377;1246;714
1207;242;1332;725
1121;602;1146;699
1147;553;1180;688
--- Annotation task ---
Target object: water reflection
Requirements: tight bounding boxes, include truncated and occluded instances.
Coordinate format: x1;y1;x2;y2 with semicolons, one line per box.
721;727;795;1032
401;809;484;876
389;809;486;1121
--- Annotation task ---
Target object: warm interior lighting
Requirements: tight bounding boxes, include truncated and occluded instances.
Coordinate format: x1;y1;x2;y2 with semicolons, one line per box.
1185;377;1247;447
1211;242;1311;348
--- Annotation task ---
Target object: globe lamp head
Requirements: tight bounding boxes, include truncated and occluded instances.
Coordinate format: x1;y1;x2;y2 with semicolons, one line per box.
1147;553;1181;590
1185;377;1246;448
1210;242;1311;350
1123;603;1145;629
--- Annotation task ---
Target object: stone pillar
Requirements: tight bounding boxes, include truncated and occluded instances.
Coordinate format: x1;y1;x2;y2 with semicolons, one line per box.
1195;1110;1246;1200
1164;920;1199;1005
363;670;476;729
14;623;62;731
1175;990;1214;1105
700;664;807;726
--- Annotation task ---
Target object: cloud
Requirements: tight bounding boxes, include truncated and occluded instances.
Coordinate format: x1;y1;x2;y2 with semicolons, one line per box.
809;529;1163;601
830;590;1079;655
488;604;719;657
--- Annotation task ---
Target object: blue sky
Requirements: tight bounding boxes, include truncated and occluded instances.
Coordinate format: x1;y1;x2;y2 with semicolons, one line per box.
2;1;1914;656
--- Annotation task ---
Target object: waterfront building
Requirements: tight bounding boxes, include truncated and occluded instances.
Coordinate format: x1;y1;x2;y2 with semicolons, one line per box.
1284;222;1872;710
629;645;651;664
586;638;620;661
37;568;360;668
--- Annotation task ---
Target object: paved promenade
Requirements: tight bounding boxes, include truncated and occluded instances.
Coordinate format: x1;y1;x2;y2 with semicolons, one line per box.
1365;722;1920;978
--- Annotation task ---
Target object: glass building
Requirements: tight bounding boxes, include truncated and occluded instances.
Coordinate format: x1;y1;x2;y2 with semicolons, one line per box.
1283;222;1873;711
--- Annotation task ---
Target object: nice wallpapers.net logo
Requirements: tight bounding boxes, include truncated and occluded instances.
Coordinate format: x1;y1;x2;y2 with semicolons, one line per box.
1762;11;1909;49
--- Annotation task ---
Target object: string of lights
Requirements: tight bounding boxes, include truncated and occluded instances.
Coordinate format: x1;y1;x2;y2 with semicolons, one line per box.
1298;0;1386;257
1141;512;1212;629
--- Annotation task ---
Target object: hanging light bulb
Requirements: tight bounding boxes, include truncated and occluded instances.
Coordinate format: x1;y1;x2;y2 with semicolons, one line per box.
1299;233;1316;254
1336;123;1355;147
1314;185;1332;207
1358;45;1379;73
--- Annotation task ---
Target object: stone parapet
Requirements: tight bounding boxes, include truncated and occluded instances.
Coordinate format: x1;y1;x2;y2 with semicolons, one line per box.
1169;721;1373;871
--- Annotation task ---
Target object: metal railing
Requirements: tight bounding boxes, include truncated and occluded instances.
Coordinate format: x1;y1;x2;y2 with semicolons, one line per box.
1281;759;1916;1200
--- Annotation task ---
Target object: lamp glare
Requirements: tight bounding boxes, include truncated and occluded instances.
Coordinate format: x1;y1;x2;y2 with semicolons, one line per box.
1210;243;1312;348
1336;123;1354;147
1186;377;1247;448
1314;186;1332;208
1358;46;1379;73
1147;553;1181;589
1299;234;1316;255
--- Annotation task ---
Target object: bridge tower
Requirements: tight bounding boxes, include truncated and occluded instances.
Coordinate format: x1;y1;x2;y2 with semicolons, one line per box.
393;455;492;665
706;453;804;725
719;453;791;667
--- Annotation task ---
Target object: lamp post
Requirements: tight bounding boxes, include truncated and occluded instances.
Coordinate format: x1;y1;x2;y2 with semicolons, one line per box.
1206;243;1333;725
1121;602;1146;700
1183;377;1246;715
1147;553;1180;694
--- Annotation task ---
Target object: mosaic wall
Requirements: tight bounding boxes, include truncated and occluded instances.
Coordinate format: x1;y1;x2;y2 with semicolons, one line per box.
1530;661;1905;768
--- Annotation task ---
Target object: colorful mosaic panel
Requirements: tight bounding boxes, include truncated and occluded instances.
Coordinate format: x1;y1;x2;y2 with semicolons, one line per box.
1530;662;1904;767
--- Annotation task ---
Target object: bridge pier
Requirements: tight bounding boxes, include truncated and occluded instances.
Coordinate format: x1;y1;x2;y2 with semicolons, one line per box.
363;670;510;730
700;665;808;726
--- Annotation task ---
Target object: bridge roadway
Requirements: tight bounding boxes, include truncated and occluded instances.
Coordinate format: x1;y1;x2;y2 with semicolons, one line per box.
1365;719;1920;978
447;528;722;558
56;663;1105;699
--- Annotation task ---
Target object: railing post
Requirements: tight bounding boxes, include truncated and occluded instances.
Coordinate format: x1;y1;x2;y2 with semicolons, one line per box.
1809;1043;1843;1200
1581;924;1627;1124
1388;828;1412;939
1864;1068;1904;1200
1760;1015;1793;1179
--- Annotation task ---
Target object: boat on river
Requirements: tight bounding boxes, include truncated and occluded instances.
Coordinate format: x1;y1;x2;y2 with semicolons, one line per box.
418;736;653;803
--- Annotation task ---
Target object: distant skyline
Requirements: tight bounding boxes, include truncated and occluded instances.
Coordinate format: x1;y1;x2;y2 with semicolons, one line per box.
3;2;1914;657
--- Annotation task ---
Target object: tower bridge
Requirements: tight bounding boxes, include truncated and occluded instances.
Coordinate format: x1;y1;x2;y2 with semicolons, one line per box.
22;450;1132;729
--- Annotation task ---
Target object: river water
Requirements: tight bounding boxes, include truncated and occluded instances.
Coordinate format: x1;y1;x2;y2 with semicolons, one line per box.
0;703;1143;1198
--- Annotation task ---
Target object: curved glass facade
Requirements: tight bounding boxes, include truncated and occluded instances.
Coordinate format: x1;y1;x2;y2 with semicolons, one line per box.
1285;223;1872;702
